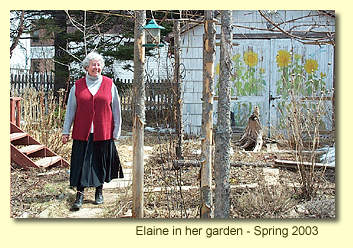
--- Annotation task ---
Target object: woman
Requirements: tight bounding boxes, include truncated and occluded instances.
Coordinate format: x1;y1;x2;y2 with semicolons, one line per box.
62;51;124;211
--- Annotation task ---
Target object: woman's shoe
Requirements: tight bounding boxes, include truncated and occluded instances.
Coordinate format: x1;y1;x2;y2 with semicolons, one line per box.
71;191;84;211
94;187;104;205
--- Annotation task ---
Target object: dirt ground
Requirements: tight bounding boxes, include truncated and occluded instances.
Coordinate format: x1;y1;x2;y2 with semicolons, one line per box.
10;130;335;219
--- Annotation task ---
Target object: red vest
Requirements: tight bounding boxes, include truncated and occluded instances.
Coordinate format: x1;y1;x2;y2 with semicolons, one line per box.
72;76;113;141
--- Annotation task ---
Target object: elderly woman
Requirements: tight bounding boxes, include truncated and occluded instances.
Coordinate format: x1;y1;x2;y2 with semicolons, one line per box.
62;51;124;211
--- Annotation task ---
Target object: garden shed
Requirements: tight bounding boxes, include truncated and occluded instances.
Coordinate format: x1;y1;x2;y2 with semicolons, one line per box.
179;10;335;136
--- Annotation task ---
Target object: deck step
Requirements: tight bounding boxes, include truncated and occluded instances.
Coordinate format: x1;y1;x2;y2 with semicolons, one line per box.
10;122;70;169
35;156;62;168
10;132;27;142
18;144;45;155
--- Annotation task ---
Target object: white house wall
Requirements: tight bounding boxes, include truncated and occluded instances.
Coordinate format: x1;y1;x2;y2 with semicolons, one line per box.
30;46;55;59
10;33;31;73
181;24;204;135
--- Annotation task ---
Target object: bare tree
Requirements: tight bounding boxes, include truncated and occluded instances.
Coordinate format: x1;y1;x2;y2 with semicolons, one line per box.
214;10;232;218
200;10;216;218
174;19;183;160
132;10;146;218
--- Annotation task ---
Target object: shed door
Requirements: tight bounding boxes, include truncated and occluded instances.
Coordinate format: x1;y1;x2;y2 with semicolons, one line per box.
214;39;271;131
269;39;335;137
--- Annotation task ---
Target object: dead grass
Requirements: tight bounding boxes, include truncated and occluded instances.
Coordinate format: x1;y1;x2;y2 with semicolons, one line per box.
231;183;298;219
10;164;73;218
12;87;72;161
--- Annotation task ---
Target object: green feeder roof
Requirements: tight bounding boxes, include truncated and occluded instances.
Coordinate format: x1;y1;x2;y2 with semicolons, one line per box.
144;19;165;29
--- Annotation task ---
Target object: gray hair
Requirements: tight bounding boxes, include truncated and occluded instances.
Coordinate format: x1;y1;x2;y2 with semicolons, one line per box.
82;52;105;70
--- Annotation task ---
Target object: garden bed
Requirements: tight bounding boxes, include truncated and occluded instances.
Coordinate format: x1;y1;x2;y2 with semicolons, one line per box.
10;130;335;219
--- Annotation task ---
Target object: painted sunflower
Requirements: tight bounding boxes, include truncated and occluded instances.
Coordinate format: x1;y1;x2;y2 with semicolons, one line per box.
304;59;319;74
276;50;291;68
243;51;258;67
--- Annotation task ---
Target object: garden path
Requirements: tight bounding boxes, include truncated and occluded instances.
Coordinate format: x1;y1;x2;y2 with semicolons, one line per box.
49;141;153;218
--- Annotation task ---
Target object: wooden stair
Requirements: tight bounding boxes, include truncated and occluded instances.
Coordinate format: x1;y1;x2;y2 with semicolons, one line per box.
10;122;70;169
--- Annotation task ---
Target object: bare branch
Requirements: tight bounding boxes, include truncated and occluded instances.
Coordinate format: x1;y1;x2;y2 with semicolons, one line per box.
10;10;25;58
65;10;84;32
258;10;334;45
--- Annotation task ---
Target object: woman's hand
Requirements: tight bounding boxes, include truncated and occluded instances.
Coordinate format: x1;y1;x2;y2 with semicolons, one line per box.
62;134;70;144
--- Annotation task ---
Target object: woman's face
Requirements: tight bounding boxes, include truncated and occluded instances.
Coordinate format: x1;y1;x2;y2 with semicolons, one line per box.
86;59;102;77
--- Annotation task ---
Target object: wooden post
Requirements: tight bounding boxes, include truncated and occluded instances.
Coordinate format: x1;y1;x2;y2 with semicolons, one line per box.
132;10;146;218
174;20;183;160
10;97;22;127
200;10;216;218
214;10;232;218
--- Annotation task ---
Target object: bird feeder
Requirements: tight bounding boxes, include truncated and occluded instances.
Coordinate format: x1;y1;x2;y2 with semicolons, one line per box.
143;19;165;48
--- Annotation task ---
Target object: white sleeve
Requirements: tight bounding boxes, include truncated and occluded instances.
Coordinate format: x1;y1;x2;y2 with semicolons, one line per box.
111;84;122;139
62;85;77;135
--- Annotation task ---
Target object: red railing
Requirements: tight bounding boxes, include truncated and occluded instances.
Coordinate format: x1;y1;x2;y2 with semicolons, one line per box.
10;97;22;127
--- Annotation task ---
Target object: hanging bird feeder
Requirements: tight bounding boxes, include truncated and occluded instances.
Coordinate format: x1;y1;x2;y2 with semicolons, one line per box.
143;19;165;48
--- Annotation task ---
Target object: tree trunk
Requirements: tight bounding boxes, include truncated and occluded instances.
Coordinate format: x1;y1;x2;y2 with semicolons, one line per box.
53;11;69;95
237;106;263;151
132;10;146;218
174;20;184;160
214;10;232;218
200;10;216;218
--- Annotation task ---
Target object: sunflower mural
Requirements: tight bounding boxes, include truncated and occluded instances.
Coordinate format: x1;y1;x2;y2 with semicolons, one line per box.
215;48;266;127
276;49;298;98
215;49;266;97
214;46;329;129
275;49;326;98
275;49;328;130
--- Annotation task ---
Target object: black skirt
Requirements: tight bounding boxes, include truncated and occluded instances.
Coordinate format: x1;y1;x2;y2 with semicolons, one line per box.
69;133;124;188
